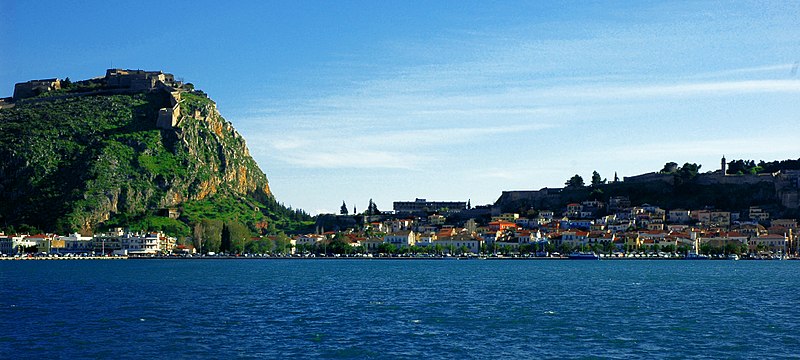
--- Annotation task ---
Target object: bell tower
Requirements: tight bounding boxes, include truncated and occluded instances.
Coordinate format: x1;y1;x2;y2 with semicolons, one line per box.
721;155;727;175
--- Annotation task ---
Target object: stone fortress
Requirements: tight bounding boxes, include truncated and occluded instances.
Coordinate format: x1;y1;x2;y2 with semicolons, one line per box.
498;156;800;211
4;68;208;130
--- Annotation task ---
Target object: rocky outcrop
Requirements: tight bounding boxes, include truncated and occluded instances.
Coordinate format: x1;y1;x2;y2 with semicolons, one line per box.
0;84;273;234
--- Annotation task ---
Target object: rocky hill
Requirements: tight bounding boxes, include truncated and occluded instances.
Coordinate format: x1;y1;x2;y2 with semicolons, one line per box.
0;70;311;236
496;162;800;217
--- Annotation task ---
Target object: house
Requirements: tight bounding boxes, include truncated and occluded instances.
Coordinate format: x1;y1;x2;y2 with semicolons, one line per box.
0;236;12;255
383;230;416;247
750;234;786;253
539;211;555;221
22;234;57;253
561;230;589;248
432;234;481;254
296;234;326;247
646;223;664;231
700;231;748;249
385;219;415;233
488;221;517;231
515;217;535;229
119;232;161;255
57;233;93;254
693;210;711;225
428;214;446;225
668;209;691;224
710;211;731;227
492;213;520;222
479;230;503;244
586;231;615;246
565;203;582;217
749;207;770;223
608;196;631;211
772;219;797;229
363;237;386;252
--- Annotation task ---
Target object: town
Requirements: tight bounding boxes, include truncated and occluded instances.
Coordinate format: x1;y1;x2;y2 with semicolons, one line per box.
2;193;797;260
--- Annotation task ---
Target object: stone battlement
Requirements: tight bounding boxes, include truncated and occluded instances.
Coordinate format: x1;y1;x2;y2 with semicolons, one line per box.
11;69;186;129
13;78;61;101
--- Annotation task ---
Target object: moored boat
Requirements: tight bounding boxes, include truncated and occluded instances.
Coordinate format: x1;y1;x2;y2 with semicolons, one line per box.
568;252;600;260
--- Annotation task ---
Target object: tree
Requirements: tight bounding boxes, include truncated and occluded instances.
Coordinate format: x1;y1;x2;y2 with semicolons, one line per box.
565;174;585;188
193;219;222;253
676;163;702;185
613;172;619;182
222;220;251;254
274;234;291;255
661;162;679;174
367;199;380;215
591;171;606;186
340;201;349;215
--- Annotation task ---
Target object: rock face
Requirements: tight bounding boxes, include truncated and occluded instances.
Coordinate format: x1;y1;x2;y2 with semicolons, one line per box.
0;84;272;233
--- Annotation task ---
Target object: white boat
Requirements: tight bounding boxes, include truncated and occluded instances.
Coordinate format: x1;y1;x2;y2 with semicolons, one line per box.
568;252;600;260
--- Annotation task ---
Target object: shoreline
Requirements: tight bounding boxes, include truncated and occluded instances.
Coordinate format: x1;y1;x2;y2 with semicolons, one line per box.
2;255;793;261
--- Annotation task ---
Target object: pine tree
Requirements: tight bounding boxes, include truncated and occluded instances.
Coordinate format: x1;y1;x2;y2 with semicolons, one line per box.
340;201;348;215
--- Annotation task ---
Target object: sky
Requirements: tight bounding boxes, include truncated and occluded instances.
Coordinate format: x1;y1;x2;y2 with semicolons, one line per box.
2;1;799;214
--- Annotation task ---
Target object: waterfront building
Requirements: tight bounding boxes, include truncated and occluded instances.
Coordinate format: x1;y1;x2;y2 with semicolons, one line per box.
432;234;481;253
58;233;93;254
0;235;14;254
750;233;787;253
119;232;161;255
383;230;416;247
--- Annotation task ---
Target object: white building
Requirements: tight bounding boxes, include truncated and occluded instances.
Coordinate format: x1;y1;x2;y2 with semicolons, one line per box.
58;233;93;253
383;230;416;247
120;232;161;254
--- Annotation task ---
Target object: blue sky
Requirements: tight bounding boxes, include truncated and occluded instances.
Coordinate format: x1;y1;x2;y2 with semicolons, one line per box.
2;1;799;214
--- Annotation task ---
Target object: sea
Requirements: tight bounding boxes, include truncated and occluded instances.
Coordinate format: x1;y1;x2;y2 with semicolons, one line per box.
1;259;799;359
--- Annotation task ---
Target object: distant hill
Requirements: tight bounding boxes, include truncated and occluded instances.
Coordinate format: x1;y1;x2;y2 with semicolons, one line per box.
496;161;800;217
0;70;312;237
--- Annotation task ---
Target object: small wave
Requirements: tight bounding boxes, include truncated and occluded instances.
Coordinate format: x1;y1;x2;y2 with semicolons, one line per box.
544;310;557;315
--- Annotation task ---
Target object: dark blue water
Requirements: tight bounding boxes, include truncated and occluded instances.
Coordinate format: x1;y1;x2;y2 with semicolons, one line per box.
2;259;799;359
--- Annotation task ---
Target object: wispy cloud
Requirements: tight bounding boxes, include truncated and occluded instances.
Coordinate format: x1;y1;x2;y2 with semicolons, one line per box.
601;136;800;161
245;123;555;169
241;16;800;175
690;64;799;79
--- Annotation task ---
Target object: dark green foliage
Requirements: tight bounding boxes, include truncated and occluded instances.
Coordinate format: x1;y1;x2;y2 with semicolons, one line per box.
660;162;679;174
727;158;800;175
221;220;250;253
565;174;585;188
591;171;605;186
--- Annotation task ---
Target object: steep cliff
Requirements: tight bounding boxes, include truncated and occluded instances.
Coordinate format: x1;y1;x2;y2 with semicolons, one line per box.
0;83;304;235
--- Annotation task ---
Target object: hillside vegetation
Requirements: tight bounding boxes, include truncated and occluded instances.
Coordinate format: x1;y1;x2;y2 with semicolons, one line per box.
0;86;312;237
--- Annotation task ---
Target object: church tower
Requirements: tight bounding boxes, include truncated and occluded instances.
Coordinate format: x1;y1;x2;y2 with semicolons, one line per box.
721;155;727;175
